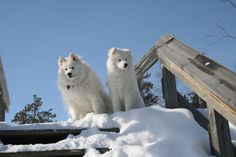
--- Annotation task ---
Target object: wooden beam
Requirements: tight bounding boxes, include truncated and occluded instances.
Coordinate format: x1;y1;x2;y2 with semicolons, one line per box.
157;34;236;126
177;92;209;130
0;55;10;114
214;111;234;157
134;45;158;79
0;127;120;145
0;94;5;121
208;106;220;156
0;148;110;157
208;106;234;157
162;67;178;108
134;34;174;79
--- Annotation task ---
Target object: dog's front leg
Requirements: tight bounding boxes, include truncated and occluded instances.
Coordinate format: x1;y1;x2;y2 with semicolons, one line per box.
91;97;108;114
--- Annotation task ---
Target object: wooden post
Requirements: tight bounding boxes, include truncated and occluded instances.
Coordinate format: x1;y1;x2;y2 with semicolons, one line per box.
0;55;10;121
208;106;234;157
162;67;178;108
0;92;5;121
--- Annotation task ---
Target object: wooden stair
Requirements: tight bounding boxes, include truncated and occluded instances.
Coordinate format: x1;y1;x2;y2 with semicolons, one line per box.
0;127;120;157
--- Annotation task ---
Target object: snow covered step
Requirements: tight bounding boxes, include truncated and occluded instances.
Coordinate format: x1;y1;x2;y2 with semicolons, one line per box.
0;127;120;145
0;148;109;157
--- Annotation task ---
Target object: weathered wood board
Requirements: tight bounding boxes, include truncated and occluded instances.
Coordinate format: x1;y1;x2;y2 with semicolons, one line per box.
162;67;178;108
0;56;10;110
157;34;236;126
0;55;10;121
134;45;158;79
0;148;110;157
0;127;120;145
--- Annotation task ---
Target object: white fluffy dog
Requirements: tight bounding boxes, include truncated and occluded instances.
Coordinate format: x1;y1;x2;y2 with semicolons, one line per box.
107;48;145;112
57;53;110;120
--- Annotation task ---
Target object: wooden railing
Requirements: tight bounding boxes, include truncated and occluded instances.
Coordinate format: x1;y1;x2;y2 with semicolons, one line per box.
135;34;236;157
0;55;10;121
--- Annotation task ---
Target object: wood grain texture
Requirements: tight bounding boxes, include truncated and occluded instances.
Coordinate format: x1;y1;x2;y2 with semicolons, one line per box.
0;95;5;121
157;34;236;157
162;67;178;108
157;34;236;126
208;106;234;157
0;127;120;145
0;55;10;112
134;45;158;79
0;148;110;157
134;33;174;79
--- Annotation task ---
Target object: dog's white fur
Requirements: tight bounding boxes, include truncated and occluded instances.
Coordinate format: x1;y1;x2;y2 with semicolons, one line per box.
107;48;145;112
57;53;110;120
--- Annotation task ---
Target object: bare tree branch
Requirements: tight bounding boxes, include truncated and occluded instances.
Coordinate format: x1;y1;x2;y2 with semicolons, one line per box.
206;22;236;46
220;0;236;8
216;22;236;39
206;0;236;46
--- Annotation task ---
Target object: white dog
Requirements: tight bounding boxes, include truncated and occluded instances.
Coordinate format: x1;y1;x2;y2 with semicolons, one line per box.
57;53;110;120
107;48;145;112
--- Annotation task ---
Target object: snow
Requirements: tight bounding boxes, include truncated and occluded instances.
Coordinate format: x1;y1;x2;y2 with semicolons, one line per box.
0;105;221;157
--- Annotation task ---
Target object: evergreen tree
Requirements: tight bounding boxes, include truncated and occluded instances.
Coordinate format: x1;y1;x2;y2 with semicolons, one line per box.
138;73;159;106
12;95;56;124
185;92;207;109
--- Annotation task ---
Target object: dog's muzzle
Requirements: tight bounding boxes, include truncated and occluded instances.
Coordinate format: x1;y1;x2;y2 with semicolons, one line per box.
67;72;72;78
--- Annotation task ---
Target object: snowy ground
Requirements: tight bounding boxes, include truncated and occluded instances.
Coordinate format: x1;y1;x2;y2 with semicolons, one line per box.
1;105;235;157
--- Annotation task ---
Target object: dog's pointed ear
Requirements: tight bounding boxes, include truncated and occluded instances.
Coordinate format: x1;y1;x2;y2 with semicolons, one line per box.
58;57;66;67
126;49;132;56
126;49;132;60
69;53;80;61
108;48;118;56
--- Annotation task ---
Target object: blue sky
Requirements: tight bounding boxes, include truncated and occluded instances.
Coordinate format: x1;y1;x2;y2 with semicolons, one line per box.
0;0;236;122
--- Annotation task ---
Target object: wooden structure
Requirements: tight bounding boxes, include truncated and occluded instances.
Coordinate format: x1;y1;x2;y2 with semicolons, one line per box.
0;127;119;156
0;148;109;157
0;128;120;145
0;55;10;121
135;34;236;157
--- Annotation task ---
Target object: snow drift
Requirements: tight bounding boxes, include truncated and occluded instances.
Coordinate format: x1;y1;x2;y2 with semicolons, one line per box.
0;105;216;157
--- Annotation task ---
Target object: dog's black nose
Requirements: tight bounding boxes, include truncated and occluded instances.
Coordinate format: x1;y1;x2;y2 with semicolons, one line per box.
124;63;128;68
67;72;72;77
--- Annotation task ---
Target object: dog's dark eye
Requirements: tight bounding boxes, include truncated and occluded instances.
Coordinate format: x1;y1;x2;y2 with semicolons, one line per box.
125;59;127;61
71;67;75;70
65;68;68;71
118;59;122;62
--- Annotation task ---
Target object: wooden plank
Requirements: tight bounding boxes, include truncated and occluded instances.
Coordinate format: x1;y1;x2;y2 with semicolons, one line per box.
0;127;120;145
134;45;158;79
134;34;174;79
162;67;178;108
208;106;234;157
157;34;236;126
215;111;234;157
0;148;110;157
208;106;220;156
177;92;209;130
0;55;10;113
0;95;5;121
